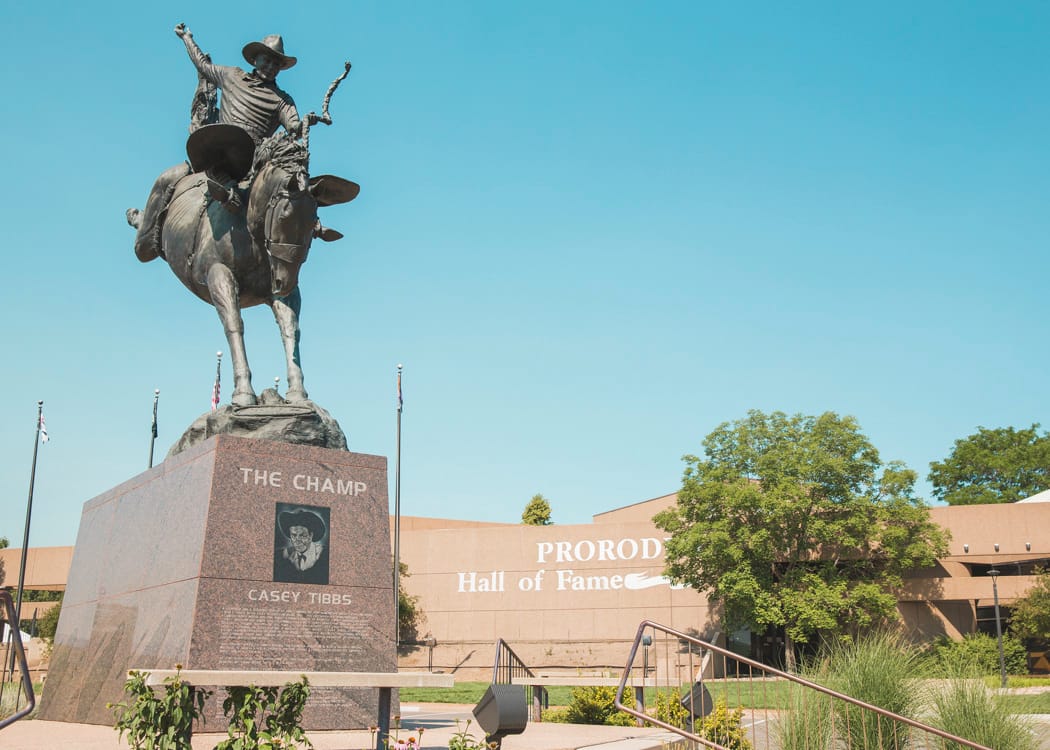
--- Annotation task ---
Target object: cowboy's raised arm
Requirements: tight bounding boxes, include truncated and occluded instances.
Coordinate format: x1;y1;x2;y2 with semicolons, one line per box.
175;23;221;87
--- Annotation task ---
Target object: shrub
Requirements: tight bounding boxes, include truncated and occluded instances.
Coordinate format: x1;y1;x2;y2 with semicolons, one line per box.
109;668;211;750
653;688;689;729
698;698;753;750
35;597;62;644
1;681;40;723
540;706;572;723
926;662;1033;750
398;562;425;643
775;679;834;750
559;686;636;726
823;631;925;750
216;676;313;749
931;632;1028;676
447;719;487;750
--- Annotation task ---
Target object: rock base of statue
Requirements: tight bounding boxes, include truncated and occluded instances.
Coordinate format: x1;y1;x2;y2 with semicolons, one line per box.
169;389;347;458
38;435;394;729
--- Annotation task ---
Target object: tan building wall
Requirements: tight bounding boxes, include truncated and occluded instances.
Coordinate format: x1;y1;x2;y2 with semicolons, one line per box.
0;546;72;621
9;498;1050;677
397;499;1050;676
397;519;716;678
0;546;73;591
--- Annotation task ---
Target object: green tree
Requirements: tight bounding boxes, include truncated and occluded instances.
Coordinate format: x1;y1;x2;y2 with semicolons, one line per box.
928;424;1050;505
35;596;62;643
654;410;949;669
398;561;425;642
1010;567;1050;642
0;535;7;586
521;494;553;525
21;589;62;602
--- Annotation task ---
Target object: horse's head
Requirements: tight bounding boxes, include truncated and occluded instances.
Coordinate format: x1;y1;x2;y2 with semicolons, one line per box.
264;169;317;297
250;160;359;298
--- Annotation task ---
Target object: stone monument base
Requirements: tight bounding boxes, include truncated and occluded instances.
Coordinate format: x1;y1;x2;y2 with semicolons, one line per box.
39;435;394;729
168;392;348;458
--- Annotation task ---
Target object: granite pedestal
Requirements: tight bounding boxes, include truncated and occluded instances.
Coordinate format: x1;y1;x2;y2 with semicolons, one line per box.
39;435;395;729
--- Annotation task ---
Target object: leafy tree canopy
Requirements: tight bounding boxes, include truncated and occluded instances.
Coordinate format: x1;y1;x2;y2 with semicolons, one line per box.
398;561;425;642
655;410;948;656
522;494;553;525
1010;567;1050;642
928;424;1050;505
35;596;62;643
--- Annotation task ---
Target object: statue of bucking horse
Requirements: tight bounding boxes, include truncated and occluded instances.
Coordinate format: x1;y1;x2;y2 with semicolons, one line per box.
127;24;357;408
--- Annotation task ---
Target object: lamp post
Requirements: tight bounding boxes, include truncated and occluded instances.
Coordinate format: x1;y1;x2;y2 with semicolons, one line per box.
987;568;1007;689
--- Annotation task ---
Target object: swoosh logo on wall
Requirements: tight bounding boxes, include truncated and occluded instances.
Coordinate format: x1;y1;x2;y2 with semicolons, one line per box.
623;572;687;590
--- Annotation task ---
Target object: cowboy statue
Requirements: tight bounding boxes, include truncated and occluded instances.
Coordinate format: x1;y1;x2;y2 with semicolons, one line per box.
127;24;320;262
121;22;358;436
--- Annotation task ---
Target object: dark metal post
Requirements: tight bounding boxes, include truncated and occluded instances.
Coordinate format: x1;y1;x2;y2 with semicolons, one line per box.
988;568;1007;688
11;401;44;679
393;364;403;650
376;686;392;750
148;389;160;468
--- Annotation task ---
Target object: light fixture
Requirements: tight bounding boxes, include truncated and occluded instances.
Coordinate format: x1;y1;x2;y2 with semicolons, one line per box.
994;543;1000;552
473;685;528;744
963;544;969;553
1026;542;1031;552
987;568;1007;689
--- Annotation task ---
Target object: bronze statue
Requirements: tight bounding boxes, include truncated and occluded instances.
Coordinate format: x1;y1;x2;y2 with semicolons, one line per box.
127;25;357;408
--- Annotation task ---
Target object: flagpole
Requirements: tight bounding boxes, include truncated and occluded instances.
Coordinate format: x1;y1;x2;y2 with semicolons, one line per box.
393;364;403;650
13;401;44;656
148;389;160;468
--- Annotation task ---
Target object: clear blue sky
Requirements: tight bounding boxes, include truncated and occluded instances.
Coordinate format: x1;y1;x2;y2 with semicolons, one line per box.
2;2;1047;548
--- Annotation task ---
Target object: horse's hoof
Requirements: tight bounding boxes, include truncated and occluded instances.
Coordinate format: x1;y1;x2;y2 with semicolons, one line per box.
232;391;257;407
285;388;309;403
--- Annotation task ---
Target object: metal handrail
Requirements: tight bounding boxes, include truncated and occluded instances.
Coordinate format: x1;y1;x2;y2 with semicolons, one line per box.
0;590;36;730
615;620;995;750
492;638;535;684
491;639;548;712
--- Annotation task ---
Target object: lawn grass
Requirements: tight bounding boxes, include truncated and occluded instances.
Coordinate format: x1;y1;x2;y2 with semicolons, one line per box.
401;678;1050;714
400;682;575;706
984;675;1050;689
0;681;42;721
402;679;794;710
999;692;1050;713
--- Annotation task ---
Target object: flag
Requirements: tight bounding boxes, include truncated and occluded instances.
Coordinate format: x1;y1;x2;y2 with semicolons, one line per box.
211;353;222;410
397;367;403;411
39;412;49;443
211;374;220;411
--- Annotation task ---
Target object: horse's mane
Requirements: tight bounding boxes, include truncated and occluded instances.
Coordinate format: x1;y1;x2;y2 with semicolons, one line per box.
245;136;312;246
251;135;309;181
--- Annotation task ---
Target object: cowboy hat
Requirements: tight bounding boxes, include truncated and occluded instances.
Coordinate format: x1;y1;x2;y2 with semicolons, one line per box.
242;34;297;70
186;123;256;180
279;508;326;540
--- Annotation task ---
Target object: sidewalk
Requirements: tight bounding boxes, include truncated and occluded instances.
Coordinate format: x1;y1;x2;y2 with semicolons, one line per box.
0;703;682;750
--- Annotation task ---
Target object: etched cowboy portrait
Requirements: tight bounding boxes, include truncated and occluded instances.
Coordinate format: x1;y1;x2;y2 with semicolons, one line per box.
274;504;331;585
